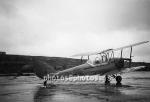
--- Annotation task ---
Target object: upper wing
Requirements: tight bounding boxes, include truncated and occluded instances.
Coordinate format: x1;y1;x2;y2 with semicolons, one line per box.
71;41;149;57
114;41;149;51
103;66;145;76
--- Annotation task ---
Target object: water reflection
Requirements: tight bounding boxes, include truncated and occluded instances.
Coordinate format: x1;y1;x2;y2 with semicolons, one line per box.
0;72;150;102
33;71;150;102
33;83;127;102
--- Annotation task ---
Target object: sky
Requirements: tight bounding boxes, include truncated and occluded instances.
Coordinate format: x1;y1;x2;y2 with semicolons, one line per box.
0;0;150;62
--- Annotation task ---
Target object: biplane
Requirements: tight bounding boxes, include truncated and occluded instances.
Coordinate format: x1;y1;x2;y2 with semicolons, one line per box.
33;41;149;86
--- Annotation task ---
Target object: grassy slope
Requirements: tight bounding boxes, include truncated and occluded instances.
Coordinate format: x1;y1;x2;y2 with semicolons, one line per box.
0;54;149;74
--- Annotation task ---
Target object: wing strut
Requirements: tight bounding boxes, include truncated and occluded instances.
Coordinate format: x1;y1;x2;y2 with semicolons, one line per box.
120;49;123;58
81;56;83;63
129;46;133;67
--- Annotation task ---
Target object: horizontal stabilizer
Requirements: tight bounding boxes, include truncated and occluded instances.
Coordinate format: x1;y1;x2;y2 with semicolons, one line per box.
33;60;56;79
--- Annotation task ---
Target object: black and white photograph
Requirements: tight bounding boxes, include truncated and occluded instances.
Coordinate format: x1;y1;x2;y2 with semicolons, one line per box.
0;0;150;102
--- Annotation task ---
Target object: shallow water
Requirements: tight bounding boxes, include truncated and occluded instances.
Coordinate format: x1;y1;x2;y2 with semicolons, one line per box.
0;72;150;102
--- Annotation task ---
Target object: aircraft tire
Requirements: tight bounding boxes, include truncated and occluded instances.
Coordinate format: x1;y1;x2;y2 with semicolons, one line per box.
116;76;122;86
44;80;47;86
105;75;110;85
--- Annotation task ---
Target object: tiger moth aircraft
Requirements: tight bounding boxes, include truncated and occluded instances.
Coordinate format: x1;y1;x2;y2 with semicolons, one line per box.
33;41;149;86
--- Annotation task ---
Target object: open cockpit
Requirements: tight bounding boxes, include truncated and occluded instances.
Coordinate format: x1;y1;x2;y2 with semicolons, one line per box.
86;50;114;66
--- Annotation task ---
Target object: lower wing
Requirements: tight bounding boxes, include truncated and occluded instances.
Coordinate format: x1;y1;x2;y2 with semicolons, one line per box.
103;66;145;76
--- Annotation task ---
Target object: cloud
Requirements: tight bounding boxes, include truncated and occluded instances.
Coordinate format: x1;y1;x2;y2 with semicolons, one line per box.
117;0;150;30
0;0;19;18
0;0;150;62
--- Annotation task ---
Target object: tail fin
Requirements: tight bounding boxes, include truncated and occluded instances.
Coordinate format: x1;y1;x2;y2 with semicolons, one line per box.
32;60;56;79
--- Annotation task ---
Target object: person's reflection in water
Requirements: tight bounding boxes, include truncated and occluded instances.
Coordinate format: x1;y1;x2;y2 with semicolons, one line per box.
34;86;57;102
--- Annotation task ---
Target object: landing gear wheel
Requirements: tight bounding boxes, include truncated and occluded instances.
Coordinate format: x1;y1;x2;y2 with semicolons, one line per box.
116;76;122;86
43;80;47;87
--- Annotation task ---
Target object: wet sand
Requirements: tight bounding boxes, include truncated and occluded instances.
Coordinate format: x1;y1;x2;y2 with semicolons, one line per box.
0;72;150;102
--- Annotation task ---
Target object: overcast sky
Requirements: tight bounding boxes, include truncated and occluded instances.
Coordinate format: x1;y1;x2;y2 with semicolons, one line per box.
0;0;150;62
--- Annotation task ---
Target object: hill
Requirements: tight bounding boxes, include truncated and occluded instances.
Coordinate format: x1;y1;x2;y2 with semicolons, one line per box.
0;53;83;74
0;53;149;75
